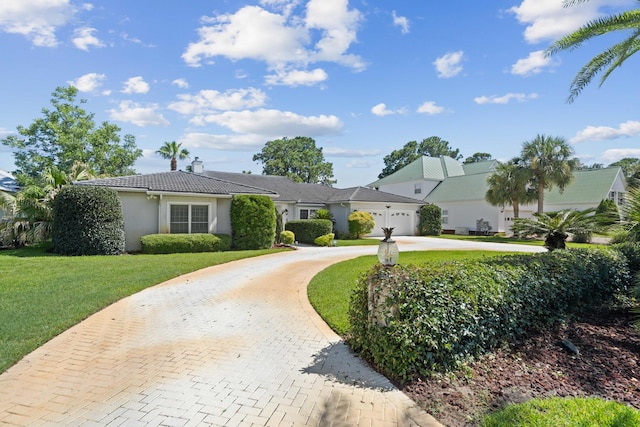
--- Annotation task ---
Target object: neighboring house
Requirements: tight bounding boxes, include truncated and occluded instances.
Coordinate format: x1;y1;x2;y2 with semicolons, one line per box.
76;160;424;252
368;157;626;234
0;169;19;219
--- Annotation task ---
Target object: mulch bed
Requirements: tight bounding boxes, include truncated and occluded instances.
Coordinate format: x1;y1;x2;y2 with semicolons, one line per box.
401;307;640;427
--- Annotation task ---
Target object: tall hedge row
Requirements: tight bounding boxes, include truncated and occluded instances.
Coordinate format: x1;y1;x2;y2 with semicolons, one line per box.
349;248;632;381
230;195;276;250
52;185;125;255
418;204;441;236
284;219;332;244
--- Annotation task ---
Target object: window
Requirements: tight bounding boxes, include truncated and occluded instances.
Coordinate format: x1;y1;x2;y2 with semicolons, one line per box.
414;183;422;194
170;204;209;234
299;208;317;220
441;209;449;225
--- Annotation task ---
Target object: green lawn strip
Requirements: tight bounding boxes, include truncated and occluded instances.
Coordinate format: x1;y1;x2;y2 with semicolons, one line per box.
480;396;640;426
0;246;288;373
307;250;522;336
434;234;595;249
335;238;380;247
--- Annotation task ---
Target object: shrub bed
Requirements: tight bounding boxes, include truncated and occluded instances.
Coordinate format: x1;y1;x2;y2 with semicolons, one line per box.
140;233;231;254
348;248;632;382
285;219;332;244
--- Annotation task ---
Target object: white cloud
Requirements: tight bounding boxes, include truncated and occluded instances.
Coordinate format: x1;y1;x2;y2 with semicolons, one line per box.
417;101;445;115
182;0;364;85
508;0;617;44
172;78;189;89
265;68;328;86
601;148;640;164
346;160;375;168
168;88;267;115
324;147;381;157
474;92;539;104
192;108;343;137
68;72;106;92
392;10;409;34
180;132;270;151
0;0;77;47
108;101;169;127
570;120;640;144
433;51;464;78
72;26;103;51
121;76;150;94
371;102;398;117
511;50;555;76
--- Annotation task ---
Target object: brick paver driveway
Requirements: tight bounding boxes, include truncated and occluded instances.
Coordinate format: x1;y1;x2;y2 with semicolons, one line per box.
0;237;542;426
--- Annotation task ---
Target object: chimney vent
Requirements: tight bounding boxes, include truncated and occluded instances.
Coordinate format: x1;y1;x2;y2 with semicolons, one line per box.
192;157;203;173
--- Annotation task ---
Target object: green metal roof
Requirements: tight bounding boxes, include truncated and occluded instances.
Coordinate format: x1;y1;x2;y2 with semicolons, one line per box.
462;160;497;175
368;156;464;187
425;167;623;205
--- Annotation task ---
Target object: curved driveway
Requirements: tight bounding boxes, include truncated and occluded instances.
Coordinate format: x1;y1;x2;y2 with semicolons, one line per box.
0;237;543;426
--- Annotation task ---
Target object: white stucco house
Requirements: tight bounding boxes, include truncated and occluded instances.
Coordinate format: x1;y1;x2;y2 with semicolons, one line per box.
77;160;424;252
368;156;626;234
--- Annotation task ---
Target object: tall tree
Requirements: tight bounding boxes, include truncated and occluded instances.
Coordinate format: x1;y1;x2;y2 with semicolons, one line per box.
485;158;536;219
521;134;579;214
156;141;190;171
546;0;640;103
1;86;142;185
252;136;335;185
378;136;462;179
464;152;493;164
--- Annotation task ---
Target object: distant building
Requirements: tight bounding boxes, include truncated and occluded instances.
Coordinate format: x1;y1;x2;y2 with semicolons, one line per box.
0;170;18;193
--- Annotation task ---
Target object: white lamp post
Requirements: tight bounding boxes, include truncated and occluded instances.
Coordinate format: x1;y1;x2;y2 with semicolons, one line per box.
377;227;399;266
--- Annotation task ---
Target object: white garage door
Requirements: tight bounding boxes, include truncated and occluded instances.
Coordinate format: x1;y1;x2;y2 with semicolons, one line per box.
389;210;415;236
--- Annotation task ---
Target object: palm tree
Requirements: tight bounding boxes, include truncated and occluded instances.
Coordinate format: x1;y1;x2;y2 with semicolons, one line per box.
511;208;599;251
521;135;579;214
546;0;640;103
485;158;536;219
156;141;190;171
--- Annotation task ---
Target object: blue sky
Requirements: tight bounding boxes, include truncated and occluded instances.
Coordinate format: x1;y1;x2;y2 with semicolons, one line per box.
1;0;639;187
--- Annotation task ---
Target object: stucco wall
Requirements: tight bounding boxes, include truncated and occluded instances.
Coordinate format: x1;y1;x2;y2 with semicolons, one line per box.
119;192;159;252
435;201;502;234
377;180;438;201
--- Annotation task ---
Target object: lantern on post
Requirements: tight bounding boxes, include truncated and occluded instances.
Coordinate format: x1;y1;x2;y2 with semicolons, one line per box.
377;227;399;266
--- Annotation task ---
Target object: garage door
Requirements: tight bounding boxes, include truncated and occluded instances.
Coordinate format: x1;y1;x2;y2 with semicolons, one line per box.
389;210;415;236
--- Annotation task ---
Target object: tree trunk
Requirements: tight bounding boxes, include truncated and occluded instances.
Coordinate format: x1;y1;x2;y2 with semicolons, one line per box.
171;157;177;171
537;178;544;214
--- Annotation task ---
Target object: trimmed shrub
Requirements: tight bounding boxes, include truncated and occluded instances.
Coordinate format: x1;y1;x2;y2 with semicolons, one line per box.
231;195;276;250
280;230;295;245
314;233;335;247
419;204;441;236
612;242;640;274
140;233;231;254
52;186;125;255
349;248;632;381
348;211;375;238
285;219;332;244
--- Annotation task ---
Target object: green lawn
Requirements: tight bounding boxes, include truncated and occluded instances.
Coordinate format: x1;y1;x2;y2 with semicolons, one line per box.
0;245;288;373
307;250;523;335
434;234;597;249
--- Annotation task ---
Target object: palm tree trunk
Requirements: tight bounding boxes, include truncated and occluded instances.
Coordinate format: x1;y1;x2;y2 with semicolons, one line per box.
171;157;177;171
537;178;544;214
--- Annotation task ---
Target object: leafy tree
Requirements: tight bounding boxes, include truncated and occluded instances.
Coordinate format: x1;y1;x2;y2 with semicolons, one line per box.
464;152;493;164
610;157;640;188
511;208;599;251
156;141;190;171
252;136;335;185
378;136;462;179
485;158;536;219
2;86;142;185
348;211;375;238
0;163;92;247
546;0;640;103
521;134;579;214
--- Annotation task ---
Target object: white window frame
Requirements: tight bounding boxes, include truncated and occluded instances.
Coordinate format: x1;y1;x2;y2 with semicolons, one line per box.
169;203;210;234
414;183;422;194
441;209;449;225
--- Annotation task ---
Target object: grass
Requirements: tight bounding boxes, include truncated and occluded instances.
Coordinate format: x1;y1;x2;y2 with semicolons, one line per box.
0;244;288;373
480;397;640;426
435;234;597;249
335;238;380;246
307;250;522;335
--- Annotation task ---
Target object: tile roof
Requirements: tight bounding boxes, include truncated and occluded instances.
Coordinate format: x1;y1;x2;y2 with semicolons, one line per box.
75;171;277;196
0;169;19;193
204;171;424;205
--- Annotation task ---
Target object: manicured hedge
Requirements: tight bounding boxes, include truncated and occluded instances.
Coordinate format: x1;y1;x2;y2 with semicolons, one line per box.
280;230;295;245
52;185;125;255
285;219;332;244
349;248;632;381
348;211;375;238
231;195;276;250
419;204;441;236
140;233;231;254
314;233;335;247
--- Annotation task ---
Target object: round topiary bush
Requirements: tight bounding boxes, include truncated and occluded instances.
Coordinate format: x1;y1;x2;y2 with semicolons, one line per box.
52;185;125;255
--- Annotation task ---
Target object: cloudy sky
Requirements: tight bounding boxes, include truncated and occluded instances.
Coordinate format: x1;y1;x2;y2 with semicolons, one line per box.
0;0;638;187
